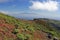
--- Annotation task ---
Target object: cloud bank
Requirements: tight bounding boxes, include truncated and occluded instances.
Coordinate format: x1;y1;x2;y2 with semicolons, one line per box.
29;0;59;11
0;10;9;14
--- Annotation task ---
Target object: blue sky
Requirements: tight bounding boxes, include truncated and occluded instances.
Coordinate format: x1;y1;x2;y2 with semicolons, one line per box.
0;0;60;20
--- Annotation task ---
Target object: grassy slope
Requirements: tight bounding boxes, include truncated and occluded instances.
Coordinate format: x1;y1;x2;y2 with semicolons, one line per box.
34;18;60;39
0;13;60;40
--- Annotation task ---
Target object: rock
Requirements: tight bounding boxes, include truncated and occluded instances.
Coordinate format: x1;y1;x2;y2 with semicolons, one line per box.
53;37;58;40
47;35;52;39
47;33;52;39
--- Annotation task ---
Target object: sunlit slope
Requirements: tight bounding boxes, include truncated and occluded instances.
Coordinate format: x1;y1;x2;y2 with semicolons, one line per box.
0;13;60;40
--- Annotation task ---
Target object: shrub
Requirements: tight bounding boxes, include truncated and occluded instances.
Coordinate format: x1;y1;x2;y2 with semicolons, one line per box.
17;34;25;40
17;34;32;40
12;29;19;34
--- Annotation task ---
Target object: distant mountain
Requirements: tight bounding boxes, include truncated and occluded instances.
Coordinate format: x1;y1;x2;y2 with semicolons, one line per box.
0;13;60;40
34;18;60;31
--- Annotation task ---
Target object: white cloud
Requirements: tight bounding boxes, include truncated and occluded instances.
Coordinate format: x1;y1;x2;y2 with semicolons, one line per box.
0;0;15;3
29;0;59;11
0;10;9;14
0;10;25;15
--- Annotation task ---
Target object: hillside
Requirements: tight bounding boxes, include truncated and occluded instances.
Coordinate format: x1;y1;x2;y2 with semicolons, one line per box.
0;13;60;40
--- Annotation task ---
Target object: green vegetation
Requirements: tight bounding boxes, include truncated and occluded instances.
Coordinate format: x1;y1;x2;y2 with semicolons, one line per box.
0;13;60;40
17;33;32;40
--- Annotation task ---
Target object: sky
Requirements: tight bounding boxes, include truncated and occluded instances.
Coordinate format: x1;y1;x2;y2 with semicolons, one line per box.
0;0;60;20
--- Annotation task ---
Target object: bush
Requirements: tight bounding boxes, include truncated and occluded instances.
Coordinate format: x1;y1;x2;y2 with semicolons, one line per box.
17;34;32;40
12;29;19;34
17;34;25;40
